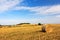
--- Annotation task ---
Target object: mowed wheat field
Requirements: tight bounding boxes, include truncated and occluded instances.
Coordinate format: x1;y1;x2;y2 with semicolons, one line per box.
0;24;60;40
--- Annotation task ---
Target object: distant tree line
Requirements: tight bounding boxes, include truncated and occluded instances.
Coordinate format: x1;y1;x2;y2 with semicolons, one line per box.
17;23;30;25
38;23;42;25
0;23;43;28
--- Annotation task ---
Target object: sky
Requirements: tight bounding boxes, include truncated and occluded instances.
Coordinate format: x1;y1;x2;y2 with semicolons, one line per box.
0;0;60;25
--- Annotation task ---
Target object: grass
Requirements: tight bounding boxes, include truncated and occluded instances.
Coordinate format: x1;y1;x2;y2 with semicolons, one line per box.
0;24;60;40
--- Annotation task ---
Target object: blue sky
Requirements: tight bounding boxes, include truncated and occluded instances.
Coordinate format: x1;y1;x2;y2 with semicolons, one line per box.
0;0;60;25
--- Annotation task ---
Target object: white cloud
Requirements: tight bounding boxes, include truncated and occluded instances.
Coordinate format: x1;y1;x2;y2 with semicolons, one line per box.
0;0;60;24
44;5;60;14
14;5;60;24
56;15;60;17
0;0;23;13
14;5;60;15
0;0;59;15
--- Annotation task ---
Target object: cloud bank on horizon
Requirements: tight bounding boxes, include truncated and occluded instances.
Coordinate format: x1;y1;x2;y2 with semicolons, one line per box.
0;0;60;25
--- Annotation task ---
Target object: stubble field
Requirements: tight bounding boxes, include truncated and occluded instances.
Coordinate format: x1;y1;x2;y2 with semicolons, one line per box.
0;24;60;40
